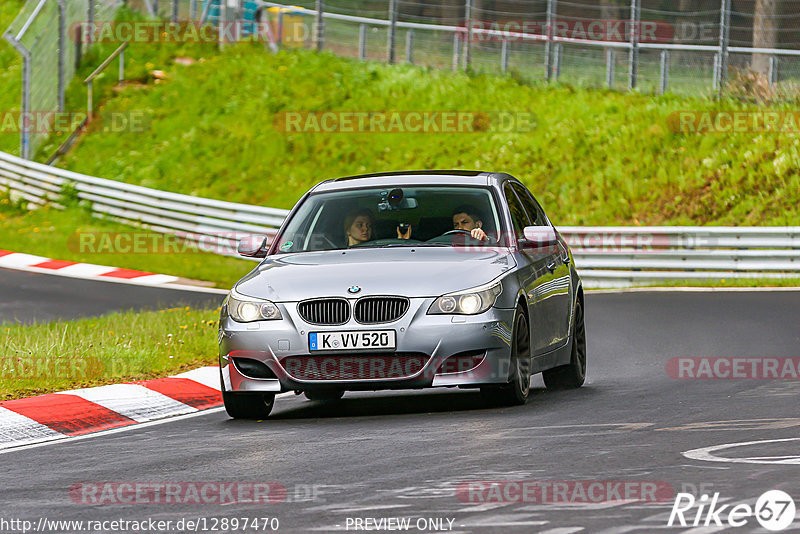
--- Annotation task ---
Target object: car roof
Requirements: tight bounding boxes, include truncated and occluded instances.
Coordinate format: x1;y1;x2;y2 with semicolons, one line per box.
311;170;512;192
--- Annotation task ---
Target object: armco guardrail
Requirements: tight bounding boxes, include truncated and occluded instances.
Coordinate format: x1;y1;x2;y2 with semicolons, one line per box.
560;226;800;287
0;150;288;257
1;149;799;287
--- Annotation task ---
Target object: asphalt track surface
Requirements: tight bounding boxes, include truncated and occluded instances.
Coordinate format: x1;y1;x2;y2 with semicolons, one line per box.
0;268;224;324
2;269;800;533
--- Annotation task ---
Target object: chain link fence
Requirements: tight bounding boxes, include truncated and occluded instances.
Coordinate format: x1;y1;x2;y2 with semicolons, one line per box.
3;0;123;159
259;0;800;95
6;0;800;160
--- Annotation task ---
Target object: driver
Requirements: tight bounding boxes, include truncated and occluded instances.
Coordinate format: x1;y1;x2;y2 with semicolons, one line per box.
452;205;492;241
344;208;374;246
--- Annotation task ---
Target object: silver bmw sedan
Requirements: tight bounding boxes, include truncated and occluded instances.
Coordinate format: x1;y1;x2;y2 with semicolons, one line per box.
219;171;586;418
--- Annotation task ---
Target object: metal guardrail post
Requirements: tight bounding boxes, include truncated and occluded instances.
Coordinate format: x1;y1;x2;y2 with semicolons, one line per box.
56;0;66;113
659;50;669;94
545;0;556;81
315;0;324;51
190;0;196;20
358;24;366;60
462;0;471;70
172;0;179;22
769;56;778;87
405;29;414;64
716;0;730;94
501;39;508;73
387;0;397;63
153;0;159;17
452;32;460;70
606;49;615;88
628;0;640;90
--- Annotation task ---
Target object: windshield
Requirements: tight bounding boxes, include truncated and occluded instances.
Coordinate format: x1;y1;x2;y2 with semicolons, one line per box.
273;186;503;254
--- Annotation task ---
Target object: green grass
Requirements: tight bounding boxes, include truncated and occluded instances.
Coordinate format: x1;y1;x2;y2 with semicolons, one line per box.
48;44;800;227
0;306;219;400
0;192;254;289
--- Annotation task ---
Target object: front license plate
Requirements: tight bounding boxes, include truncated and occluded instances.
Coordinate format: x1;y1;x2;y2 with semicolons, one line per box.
309;330;396;351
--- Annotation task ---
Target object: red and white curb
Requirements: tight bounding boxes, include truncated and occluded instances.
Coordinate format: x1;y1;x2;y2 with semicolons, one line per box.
0;249;226;294
0;366;223;451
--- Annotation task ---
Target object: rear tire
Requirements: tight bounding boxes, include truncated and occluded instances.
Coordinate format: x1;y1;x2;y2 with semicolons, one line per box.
222;390;275;419
543;298;586;390
304;390;345;402
481;305;531;406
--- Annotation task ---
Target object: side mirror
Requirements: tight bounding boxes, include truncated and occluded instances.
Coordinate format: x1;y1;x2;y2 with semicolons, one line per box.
521;226;557;251
237;235;268;258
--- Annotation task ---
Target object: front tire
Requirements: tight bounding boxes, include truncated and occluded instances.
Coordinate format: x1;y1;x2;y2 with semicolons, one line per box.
543;297;586;390
481;304;531;406
222;390;275;419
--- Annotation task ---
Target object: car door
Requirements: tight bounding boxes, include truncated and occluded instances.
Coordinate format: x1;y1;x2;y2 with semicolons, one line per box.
502;182;553;357
511;183;572;350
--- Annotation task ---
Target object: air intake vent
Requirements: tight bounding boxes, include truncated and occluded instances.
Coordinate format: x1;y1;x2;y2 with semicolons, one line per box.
298;298;350;325
354;296;409;324
281;353;427;380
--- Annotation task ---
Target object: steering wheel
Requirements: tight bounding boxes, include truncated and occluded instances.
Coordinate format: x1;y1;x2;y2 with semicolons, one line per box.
442;229;474;237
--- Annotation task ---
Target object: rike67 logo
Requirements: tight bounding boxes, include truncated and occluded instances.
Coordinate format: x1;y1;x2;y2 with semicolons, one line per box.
668;490;796;531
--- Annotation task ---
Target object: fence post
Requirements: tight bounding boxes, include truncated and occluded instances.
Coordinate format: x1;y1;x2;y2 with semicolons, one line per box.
56;0;66;113
628;0;639;90
606;48;615;88
716;0;730;94
190;0;196;20
172;0;179;22
405;29;414;64
452;32;460;70
712;52;719;89
545;0;556;81
315;0;324;51
358;24;366;60
769;55;778;87
119;48;125;83
501;38;508;73
276;10;284;47
153;0;159;18
387;0;397;64
4;35;31;159
462;0;472;70
659;49;669;94
88;0;95;48
553;42;562;81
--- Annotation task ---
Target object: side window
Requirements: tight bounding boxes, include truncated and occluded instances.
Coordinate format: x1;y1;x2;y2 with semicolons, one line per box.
512;183;548;226
503;183;528;240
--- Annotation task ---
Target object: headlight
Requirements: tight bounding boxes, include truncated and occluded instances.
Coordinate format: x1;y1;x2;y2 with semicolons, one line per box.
226;290;282;322
428;282;502;315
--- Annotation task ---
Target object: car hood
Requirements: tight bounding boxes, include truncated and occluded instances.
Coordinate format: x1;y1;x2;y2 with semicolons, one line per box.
234;247;516;301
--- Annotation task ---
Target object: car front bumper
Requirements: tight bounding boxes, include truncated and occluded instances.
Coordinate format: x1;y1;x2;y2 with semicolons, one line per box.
219;297;516;393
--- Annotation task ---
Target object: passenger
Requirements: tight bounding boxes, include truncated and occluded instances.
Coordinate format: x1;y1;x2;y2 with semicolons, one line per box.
452;204;492;241
344;208;374;246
